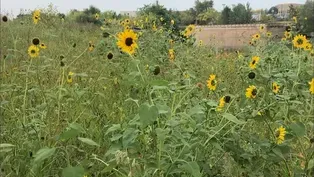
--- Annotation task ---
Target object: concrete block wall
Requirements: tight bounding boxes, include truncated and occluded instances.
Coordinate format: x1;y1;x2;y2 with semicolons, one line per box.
195;23;288;49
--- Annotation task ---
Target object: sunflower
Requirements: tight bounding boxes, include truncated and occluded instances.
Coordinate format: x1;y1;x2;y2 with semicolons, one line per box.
206;74;217;91
32;10;40;24
259;24;266;31
183;24;196;38
117;29;138;55
88;41;95;52
40;43;47;49
152;24;157;31
95;13;99;20
272;82;280;94
275;126;286;144
124;19;130;25
292;16;297;23
169;39;174;46
249;56;260;69
67;72;74;83
246;85;257;99
217;96;225;112
284;31;291;38
293;34;307;49
309;78;314;94
266;32;272;38
198;40;203;46
124;25;130;31
304;42;312;51
28;45;40;58
252;33;260;40
183;72;190;79
168;49;175;61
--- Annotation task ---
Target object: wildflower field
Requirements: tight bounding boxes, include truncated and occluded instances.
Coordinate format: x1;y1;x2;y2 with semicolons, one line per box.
1;8;314;177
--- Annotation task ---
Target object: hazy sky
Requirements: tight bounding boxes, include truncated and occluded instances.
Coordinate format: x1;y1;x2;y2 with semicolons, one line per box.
0;0;306;16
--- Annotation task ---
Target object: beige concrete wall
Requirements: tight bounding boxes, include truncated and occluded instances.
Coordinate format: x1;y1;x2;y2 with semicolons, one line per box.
195;23;287;49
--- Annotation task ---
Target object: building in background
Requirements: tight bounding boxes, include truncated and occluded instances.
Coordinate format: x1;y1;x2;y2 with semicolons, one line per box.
275;3;302;19
119;11;137;17
252;9;263;21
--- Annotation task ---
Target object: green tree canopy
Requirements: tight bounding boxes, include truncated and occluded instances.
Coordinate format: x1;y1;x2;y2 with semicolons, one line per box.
220;6;232;24
229;3;253;24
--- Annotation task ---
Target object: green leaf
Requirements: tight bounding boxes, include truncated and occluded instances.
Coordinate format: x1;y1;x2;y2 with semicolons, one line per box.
110;134;123;142
59;128;80;141
0;143;15;148
272;147;284;159
222;113;246;124
122;128;139;148
62;165;85;177
150;80;169;86
139;103;158;127
180;161;202;177
34;147;56;163
0;143;15;153
308;159;314;170
69;123;85;133
156;128;170;142
105;124;121;135
156;104;171;114
206;100;218;107
78;137;100;147
290;122;305;137
188;105;205;116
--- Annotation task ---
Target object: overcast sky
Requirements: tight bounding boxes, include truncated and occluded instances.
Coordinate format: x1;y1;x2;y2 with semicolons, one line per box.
0;0;306;16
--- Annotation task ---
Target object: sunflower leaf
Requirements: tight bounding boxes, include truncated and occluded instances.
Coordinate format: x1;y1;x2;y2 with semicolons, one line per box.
222;113;246;124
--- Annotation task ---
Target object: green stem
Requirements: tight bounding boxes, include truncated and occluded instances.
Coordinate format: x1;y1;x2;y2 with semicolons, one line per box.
22;59;33;126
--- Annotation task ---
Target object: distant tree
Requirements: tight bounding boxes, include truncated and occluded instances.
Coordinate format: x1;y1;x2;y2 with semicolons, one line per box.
260;9;275;23
197;8;220;25
194;0;214;15
220;6;232;24
229;3;253;24
299;0;314;33
288;4;299;19
138;2;180;31
179;10;196;25
75;5;101;24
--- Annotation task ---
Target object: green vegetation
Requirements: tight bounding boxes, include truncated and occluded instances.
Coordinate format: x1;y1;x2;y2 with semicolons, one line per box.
0;2;314;177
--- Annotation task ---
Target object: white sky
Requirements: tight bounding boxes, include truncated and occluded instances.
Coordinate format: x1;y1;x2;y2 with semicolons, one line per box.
0;0;306;17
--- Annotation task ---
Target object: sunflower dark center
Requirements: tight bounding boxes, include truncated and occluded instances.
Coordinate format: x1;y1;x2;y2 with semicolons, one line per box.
35;16;39;19
125;37;133;46
297;39;303;45
224;96;231;103
248;72;256;79
252;89;257;96
275;131;280;138
211;80;216;86
31;50;36;54
32;38;40;45
252;60;256;65
107;53;113;59
2;16;8;22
